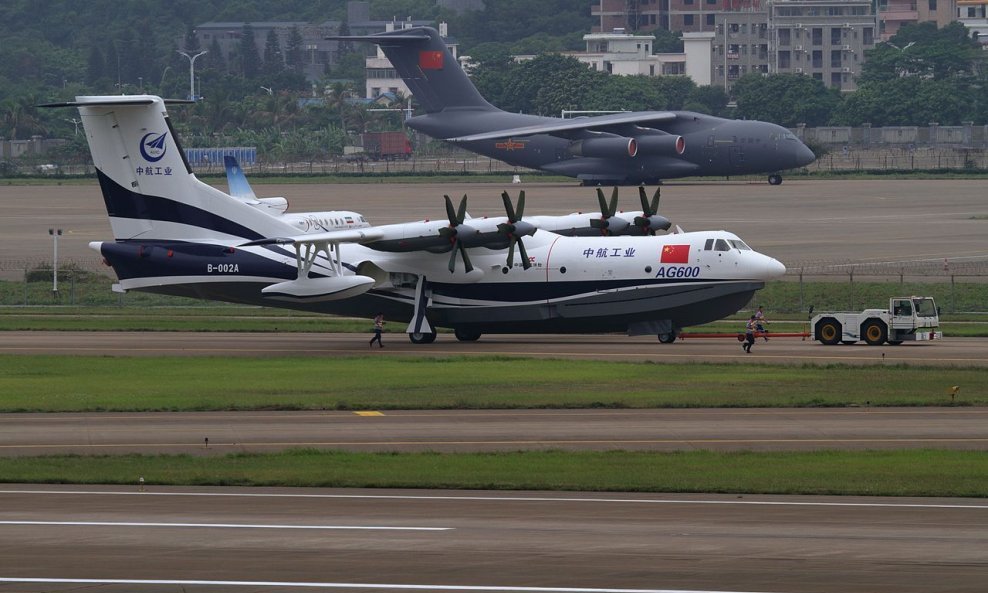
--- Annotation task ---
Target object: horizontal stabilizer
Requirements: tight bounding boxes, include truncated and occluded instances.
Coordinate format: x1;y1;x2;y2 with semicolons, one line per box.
39;96;194;108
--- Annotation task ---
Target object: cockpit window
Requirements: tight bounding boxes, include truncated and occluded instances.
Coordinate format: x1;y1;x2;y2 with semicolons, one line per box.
782;131;798;141
729;239;751;251
704;239;714;251
913;298;936;317
714;239;730;252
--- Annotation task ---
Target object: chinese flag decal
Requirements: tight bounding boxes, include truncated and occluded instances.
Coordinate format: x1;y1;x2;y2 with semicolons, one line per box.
419;50;444;70
660;244;690;263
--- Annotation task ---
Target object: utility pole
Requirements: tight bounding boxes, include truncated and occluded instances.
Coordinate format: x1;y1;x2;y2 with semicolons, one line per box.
177;50;208;101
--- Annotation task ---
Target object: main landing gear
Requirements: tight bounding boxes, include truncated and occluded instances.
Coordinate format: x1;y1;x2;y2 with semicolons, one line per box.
768;174;783;185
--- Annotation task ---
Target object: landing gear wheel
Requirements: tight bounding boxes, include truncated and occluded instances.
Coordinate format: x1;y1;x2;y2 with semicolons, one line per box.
768;174;783;186
862;320;888;346
658;331;677;344
454;328;481;342
408;331;437;344
816;318;841;345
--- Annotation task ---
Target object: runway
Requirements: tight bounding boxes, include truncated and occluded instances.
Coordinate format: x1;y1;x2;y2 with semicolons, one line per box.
0;486;985;593
2;330;985;366
2;179;987;268
1;407;986;455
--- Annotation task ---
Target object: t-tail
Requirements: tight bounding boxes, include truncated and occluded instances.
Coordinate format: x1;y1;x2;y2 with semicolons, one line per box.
58;95;291;244
329;27;497;114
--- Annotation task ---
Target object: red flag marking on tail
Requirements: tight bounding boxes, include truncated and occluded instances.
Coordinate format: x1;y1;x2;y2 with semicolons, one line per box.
419;51;444;70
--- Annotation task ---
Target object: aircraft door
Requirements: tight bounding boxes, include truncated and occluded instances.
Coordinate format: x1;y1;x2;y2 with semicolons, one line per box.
728;145;744;169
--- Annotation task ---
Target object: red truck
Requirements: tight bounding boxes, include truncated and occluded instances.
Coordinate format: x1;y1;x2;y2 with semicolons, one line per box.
361;131;412;160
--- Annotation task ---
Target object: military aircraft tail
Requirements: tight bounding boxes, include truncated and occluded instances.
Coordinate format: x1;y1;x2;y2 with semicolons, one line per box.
331;27;497;114
52;96;288;244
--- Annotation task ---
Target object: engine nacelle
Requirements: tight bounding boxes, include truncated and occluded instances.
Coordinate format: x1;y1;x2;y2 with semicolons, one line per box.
635;135;685;156
250;197;289;215
568;137;638;159
261;275;375;302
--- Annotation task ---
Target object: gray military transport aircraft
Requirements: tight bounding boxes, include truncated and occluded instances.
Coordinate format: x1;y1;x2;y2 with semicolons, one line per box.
330;26;816;186
44;95;785;344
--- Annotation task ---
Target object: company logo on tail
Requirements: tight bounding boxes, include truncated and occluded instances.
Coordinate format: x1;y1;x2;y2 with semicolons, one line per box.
139;132;168;162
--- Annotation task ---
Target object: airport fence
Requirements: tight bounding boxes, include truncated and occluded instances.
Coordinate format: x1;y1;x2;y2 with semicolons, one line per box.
2;258;987;315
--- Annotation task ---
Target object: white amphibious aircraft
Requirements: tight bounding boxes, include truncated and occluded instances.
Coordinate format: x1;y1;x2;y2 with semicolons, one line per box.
51;95;784;344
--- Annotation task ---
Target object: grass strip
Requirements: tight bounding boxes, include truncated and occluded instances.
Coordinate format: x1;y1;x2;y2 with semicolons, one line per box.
0;449;983;498
1;355;983;412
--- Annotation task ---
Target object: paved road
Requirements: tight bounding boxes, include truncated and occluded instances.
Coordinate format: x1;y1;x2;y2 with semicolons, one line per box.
2;330;985;366
0;407;985;455
0;486;985;593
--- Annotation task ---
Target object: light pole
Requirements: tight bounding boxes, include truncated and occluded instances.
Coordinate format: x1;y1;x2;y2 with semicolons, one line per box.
177;49;208;101
48;228;62;296
260;86;273;95
64;118;82;136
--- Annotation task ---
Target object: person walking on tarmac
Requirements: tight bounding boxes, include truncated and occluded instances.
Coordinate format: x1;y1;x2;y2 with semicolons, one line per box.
743;315;757;353
369;313;385;348
754;305;769;341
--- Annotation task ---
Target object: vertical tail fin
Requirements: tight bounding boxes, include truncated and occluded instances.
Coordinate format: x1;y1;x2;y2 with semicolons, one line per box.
330;27;496;114
67;95;285;243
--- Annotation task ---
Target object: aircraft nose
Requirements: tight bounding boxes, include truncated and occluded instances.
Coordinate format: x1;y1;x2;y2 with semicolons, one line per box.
795;143;816;167
754;254;787;280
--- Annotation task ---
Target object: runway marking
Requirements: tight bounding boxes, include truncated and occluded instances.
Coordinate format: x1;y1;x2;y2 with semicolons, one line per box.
2;489;985;510
0;578;774;592
355;411;385;416
0;520;450;531
1;437;987;451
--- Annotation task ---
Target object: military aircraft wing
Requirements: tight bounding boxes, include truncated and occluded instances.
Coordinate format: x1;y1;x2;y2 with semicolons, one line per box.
445;111;679;142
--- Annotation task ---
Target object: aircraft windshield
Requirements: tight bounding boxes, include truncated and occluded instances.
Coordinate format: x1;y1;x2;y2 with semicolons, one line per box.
729;239;751;251
913;298;937;317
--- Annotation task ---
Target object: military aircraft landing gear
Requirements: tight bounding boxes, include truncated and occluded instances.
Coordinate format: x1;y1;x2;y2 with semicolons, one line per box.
767;174;783;185
454;328;482;342
409;331;437;344
658;331;678;344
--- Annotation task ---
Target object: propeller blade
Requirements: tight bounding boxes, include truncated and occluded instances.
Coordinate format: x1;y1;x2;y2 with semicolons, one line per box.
608;187;619;217
638;186;651;215
516;190;525;219
595;188;608;216
650;187;660;216
501;191;516;222
444;194;458;225
447;242;459;273
506;237;516;268
459;241;473;273
456;194;468;224
517;238;531;270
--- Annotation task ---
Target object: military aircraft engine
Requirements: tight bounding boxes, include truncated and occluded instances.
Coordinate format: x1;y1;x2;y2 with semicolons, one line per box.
635;135;685;156
567;137;639;158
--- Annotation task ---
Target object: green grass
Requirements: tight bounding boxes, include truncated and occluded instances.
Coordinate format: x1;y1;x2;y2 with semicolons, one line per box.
1;449;984;497
1;355;983;412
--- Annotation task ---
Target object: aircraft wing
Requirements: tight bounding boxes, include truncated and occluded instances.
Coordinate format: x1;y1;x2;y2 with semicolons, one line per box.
242;228;384;247
445;111;679;142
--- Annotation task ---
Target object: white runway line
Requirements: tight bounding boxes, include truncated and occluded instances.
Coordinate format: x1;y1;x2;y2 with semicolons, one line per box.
1;489;985;510
0;578;773;593
0;520;450;531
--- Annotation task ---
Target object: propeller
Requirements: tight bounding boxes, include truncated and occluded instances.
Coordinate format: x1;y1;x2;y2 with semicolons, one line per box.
589;187;630;235
438;194;477;273
633;186;671;235
497;190;537;270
